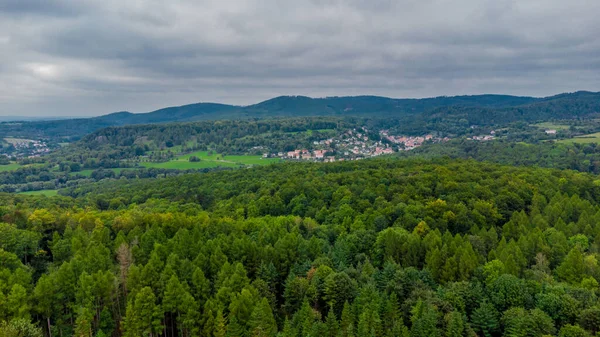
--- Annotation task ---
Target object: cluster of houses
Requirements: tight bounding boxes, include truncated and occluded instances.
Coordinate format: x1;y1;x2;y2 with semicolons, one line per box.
469;130;497;141
379;130;447;150
2;138;51;158
470;135;495;141
264;128;398;162
285;149;329;160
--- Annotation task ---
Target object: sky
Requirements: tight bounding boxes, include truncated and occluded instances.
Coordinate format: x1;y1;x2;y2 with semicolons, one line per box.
0;0;599;117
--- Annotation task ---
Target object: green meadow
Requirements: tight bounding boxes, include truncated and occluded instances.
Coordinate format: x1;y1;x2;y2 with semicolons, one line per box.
0;163;23;172
141;151;280;169
71;168;128;177
532;122;571;130
558;132;600;144
19;189;59;196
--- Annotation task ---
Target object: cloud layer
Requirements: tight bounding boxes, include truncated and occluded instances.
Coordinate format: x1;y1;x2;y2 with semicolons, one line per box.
1;0;599;116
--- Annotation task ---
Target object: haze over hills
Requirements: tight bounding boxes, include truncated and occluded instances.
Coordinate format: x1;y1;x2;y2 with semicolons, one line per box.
1;91;599;141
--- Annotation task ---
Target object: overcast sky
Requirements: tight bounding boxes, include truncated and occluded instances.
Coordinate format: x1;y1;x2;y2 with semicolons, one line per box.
1;0;599;116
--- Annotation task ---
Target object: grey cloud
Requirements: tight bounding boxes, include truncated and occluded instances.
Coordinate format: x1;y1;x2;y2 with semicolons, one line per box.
0;0;599;116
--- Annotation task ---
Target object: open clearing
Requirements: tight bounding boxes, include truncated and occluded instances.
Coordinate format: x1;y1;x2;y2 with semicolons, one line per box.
142;151;280;169
72;168;128;177
558;132;600;144
285;128;336;135
532;122;571;130
19;189;58;196
4;137;34;145
0;163;22;172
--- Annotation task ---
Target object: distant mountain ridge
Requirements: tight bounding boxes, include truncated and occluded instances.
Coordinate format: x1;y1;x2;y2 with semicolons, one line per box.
1;91;598;140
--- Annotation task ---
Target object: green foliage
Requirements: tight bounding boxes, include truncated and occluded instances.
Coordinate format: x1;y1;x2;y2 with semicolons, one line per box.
0;319;43;337
1;158;600;336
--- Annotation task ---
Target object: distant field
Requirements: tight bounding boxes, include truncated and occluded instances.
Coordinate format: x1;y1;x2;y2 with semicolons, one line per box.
558;132;600;144
532;122;570;130
285;128;336;135
19;189;58;196
4;137;33;144
142;151;280;170
141;160;238;170
72;168;128;177
0;163;22;171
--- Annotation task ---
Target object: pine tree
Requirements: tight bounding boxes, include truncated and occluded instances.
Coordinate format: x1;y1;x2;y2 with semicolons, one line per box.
226;315;246;337
214;310;227;337
129;287;163;337
440;256;458;283
409;300;440;337
33;274;56;336
382;293;401;332
163;275;182;336
326;309;339;337
229;288;258;328
471;301;499;337
203;309;215;337
192;267;210;307
445;311;464;337
556;247;586;284
180;292;200;336
98;307;115;337
280;319;296;337
339;301;355;337
73;307;93;337
358;305;382;337
248;298;277;337
7;284;30;320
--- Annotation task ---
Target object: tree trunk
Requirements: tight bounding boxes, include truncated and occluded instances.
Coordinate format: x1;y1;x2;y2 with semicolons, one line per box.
47;317;53;337
171;313;175;337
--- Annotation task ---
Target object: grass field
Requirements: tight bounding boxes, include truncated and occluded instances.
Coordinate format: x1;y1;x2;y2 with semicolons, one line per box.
532;122;571;130
142;151;280;170
0;163;22;172
19;189;58;196
558;132;600;144
285;128;336;135
72;168;129;177
141;160;239;169
4;137;34;145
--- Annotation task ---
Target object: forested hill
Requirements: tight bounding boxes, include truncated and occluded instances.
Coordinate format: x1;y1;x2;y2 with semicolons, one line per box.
3;158;600;336
2;91;599;140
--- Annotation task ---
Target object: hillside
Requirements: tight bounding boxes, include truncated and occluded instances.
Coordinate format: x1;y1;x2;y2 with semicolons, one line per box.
1;91;598;141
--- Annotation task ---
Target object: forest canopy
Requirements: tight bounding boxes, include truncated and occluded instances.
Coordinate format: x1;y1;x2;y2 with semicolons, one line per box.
1;158;600;336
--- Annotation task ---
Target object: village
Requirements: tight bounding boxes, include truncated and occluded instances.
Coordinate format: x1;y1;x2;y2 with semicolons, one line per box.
1;138;51;158
265;128;447;162
379;130;450;150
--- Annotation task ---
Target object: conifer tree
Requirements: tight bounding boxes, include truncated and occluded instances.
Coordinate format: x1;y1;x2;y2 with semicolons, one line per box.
339;301;355;337
471;301;499;337
409;300;440;337
326;309;339;337
445;311;464;337
248;298;277;337
556;247;586;284
214;310;227;337
226;315;246;337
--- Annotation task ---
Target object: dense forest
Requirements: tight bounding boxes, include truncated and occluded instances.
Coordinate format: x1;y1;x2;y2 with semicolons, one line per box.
1;158;600;336
403;140;600;174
